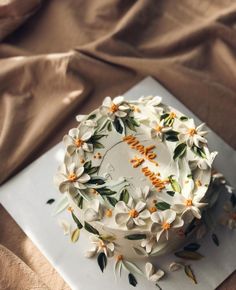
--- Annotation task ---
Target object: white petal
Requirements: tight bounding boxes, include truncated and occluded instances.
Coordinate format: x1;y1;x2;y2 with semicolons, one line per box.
78;173;90;183
82;142;93;152
143;186;150;198
149;270;165;282
63;135;73;146
58;219;70;235
151;211;163;224
115;110;127;117
191;207;201;219
156;229;164;242
134;217;146;226
81;131;93;141
69;128;79;138
150;120;158;128
100;106;109;115
126;217;135;229
115;201;129;213
139;209;150;219
182;179;194;199
171;204;186;213
115;213;129;225
103;96;112;106
145;262;154;279
135;201;146;213
113;96;124;105
172;216;184;228
162;209;176;224
59;182;69;193
76;114;86;122
66;145;76;155
85;246;98;258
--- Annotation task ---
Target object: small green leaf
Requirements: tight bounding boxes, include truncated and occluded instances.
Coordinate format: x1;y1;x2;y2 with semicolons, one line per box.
93;142;105;149
84;160;92;170
46;198;55;205
71;212;83;229
124;234;146;240
86;166;99;175
175;250;204;260
97;187;117;196
125;118;136;132
92;134;106;141
180;116;188;121
97;252;107;273
120;188;130;204
87;178;105;185
77;196;83;209
107;122;112;131
84;221;99;235
88;114;96;120
184;243;201;252
212;233;220;246
169;176;181;193
71;228;80;243
166;135;179;142
184;265;197;284
160;113;169;121
128;273;137;287
106;196;118;207
113;118;123;134
191;145;206;158
166;191;175;196
173;143;187;160
156;202;170;210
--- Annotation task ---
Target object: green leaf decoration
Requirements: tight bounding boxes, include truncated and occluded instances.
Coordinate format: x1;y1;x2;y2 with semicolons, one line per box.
92;134;107;141
156;202;170;210
166;190;175;196
77;196;83;209
128;273;137;287
106;196;118;207
165;135;179;142
184;265;197;284
175;250;204;260
160;113;169;121
180;116;188;121
93;142;105;149
191;145;206;158
169;176;181;193
97;252;107;273
120;188;130;204
173;143;187;160
86;166;99;175
107;122;112;131
71;212;83;229
124;234;146;240
88;114;96;120
113;117;123;134
125;118;136;132
96;187;117;196
133;247;148;256
46;198;55;205
212;233;220;246
184;243;201;252
130;117;139;127
84;161;92;170
71;228;80;243
87;178;105;185
84;221;99;235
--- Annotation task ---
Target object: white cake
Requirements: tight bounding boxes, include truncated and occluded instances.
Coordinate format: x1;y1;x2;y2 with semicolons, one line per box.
54;95;217;278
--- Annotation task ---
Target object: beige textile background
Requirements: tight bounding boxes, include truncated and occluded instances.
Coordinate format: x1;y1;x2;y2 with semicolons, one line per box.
0;0;236;289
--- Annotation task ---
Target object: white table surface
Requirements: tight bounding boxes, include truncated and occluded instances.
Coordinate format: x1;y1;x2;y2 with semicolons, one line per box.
0;77;235;290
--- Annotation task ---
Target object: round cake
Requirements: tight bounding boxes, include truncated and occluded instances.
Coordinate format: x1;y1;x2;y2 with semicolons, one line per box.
54;95;217;260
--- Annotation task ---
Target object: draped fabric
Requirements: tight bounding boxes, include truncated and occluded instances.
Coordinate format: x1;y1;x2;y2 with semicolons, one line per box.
0;0;235;289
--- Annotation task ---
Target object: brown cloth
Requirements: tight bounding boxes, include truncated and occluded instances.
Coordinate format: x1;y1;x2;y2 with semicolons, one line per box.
0;0;236;289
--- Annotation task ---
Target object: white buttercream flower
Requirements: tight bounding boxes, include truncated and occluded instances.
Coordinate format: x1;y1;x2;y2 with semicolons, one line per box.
171;179;207;219
115;201;150;229
139;96;163;114
141;235;157;254
84;199;101;222
151;209;183;242
178;120;208;147
100;96;130;121
54;163;90;193
190;146;218;170
150;119;172;139
85;235;115;258
145;262;165;282
63;127;94;156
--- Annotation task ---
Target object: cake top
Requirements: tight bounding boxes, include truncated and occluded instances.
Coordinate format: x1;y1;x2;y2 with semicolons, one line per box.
55;95;217;239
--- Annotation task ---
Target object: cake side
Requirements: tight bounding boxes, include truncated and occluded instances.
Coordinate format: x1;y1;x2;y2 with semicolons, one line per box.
54;96;217;260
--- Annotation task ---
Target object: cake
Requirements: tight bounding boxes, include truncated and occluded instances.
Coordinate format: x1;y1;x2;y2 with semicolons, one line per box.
54;95;217;284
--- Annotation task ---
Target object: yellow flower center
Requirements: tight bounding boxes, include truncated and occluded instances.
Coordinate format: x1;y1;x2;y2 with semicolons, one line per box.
129;209;139;218
116;254;123;261
109;103;119;113
188;128;197;136
162;222;171;230
185;199;193;206
195;180;202;187
74;138;84;148
169;112;176;119
149;207;157;213
68;173;77;182
155;125;163;132
105;209;113;218
67;206;73;212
